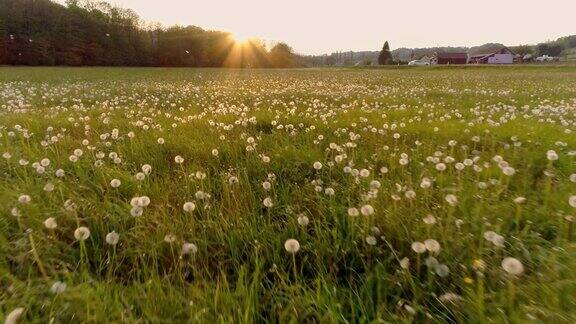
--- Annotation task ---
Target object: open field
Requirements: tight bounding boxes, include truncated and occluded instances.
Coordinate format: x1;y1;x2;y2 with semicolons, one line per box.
1;66;576;323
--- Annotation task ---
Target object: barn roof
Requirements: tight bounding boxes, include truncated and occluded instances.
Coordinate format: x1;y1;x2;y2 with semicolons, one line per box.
436;53;468;59
468;45;515;58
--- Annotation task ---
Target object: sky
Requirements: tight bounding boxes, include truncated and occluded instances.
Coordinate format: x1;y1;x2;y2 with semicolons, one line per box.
56;0;575;55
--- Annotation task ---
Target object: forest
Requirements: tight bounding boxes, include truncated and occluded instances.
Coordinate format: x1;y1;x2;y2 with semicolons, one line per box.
0;0;298;67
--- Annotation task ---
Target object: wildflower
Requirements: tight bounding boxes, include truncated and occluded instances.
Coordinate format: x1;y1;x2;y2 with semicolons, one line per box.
174;155;184;164
263;197;274;208
472;259;486;271
228;176;239;184
64;199;77;211
399;257;410;269
131;206;143;217
297;214;309;226
313;161;323;170
284;239;300;254
105;231;119;245
365;236;377;245
183;202;196;212
514;197;526;204
435;163;446;171
135;172;146;181
435;264;450;277
142;164;152;174
181;242;198;255
18;195;31;204
110;179;121;188
262;181;272;190
5;307;25;324
50;281;67;294
405;190;416;199
546;150;558;161
445;194;458;206
360;204;374;216
501;257;524;275
211;149;219;156
55;169;65;177
423;214;436;225
43;182;55;192
43;217;57;229
502;166;516;176
420;178;432;189
347;207;359;217
424;239;441;253
569;195;576;208
484;231;505;247
11;207;21;217
164;234;176;243
74;226;90;241
411;241;426;254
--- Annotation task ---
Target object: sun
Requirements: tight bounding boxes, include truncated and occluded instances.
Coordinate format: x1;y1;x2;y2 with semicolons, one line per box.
230;31;252;45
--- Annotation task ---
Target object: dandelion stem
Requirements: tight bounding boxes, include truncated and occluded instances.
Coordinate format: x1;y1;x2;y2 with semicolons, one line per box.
28;233;48;280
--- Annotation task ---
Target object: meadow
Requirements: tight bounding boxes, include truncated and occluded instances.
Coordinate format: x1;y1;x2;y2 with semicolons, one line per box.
1;66;576;323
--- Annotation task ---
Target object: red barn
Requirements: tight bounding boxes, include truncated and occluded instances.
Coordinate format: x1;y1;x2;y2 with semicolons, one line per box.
435;53;468;65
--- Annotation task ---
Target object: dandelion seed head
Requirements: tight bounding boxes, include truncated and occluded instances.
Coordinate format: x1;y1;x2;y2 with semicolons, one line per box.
284;238;300;254
501;257;524;275
105;231;119;245
74;226;90;241
43;217;57;229
181;242;198;255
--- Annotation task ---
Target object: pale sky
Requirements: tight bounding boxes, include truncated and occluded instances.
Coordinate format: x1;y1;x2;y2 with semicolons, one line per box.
56;0;575;55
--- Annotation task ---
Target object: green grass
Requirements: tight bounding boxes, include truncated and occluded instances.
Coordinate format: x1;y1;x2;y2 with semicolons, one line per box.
1;66;576;323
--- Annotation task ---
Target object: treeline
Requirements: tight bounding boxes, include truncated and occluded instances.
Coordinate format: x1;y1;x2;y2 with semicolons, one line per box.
0;0;298;67
511;35;576;57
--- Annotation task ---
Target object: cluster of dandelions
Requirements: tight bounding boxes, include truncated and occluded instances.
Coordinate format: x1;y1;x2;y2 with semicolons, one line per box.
2;68;576;323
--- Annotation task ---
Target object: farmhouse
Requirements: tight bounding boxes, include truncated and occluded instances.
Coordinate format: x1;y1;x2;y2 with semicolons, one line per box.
468;46;515;64
434;53;468;65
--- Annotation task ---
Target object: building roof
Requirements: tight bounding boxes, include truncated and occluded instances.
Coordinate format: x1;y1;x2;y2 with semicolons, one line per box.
468;45;515;58
436;53;468;59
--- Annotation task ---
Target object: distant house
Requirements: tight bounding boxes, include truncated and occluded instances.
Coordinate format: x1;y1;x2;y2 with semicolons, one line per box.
435;53;468;64
468;46;515;64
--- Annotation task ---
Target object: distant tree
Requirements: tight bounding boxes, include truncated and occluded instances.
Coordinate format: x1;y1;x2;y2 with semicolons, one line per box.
537;43;562;57
269;42;295;68
511;44;534;56
0;0;296;68
378;41;392;65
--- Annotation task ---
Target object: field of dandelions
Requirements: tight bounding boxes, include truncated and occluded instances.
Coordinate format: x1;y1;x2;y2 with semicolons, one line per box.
1;66;576;323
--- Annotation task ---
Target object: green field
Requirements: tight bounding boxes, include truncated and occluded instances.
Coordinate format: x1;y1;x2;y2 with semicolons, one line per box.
1;66;576;323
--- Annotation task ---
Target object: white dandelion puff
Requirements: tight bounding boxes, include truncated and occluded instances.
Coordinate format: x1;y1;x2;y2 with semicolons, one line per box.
105;231;120;245
74;226;90;241
501;257;524;275
284;239;300;254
